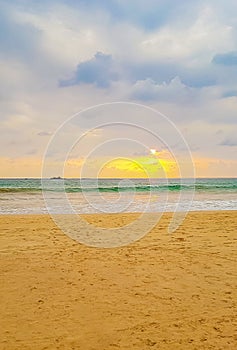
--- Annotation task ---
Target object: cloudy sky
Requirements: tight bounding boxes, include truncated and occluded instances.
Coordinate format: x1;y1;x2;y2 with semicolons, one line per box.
1;0;237;178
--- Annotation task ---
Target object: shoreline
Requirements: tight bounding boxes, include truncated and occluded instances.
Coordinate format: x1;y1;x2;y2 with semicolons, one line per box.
0;209;237;218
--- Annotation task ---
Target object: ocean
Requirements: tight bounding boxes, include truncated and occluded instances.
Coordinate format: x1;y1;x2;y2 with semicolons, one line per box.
0;178;236;214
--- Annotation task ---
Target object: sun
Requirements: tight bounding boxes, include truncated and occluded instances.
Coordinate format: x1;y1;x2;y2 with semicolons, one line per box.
150;148;157;155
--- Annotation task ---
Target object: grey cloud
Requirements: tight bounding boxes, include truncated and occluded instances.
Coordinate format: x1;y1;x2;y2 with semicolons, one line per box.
64;0;202;32
219;137;237;147
132;150;149;156
60;52;119;88
37;131;52;136
125;58;218;89
60;54;220;95
26;149;38;155
130;77;197;103
221;90;237;98
212;52;237;66
0;2;41;62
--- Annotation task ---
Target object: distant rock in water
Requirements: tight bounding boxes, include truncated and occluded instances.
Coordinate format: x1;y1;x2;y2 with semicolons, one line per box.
50;176;63;180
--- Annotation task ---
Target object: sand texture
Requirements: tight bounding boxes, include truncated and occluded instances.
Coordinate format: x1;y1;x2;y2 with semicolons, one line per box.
0;211;237;349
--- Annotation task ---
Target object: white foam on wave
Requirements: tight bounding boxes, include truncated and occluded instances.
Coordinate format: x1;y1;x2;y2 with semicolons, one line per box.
0;191;236;214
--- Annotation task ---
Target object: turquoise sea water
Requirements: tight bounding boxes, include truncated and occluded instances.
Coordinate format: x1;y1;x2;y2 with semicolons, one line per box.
0;178;237;193
0;178;236;214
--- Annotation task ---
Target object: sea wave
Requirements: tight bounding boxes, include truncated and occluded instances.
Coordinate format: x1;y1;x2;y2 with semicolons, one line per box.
0;188;41;193
0;183;237;193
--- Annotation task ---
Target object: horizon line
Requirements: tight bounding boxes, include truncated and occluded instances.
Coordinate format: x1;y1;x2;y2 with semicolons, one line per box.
0;177;237;180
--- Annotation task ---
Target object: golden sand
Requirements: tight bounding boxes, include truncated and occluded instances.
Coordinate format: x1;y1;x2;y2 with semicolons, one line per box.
0;211;237;349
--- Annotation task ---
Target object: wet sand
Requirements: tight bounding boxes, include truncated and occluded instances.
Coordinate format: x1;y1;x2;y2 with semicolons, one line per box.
0;211;236;349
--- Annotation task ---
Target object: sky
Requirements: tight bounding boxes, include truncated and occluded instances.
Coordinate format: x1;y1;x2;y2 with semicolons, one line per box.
0;0;237;178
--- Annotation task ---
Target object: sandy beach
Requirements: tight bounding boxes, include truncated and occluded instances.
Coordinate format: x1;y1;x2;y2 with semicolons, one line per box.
0;211;236;349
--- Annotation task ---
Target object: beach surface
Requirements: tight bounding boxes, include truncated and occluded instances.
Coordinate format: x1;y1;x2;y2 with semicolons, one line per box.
0;211;236;349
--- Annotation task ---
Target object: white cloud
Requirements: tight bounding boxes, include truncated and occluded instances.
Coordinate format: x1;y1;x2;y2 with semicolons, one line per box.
130;77;194;102
12;3;112;70
140;6;234;64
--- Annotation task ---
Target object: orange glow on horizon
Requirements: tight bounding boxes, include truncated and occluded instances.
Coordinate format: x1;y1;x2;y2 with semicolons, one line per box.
0;156;236;178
